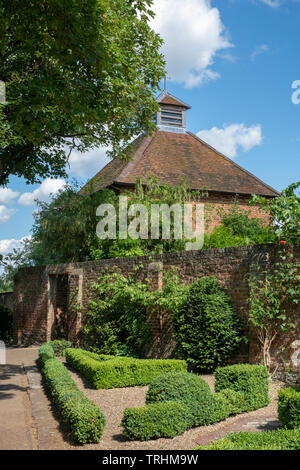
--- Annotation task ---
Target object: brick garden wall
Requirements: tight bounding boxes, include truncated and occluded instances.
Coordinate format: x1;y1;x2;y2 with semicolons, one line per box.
13;244;300;372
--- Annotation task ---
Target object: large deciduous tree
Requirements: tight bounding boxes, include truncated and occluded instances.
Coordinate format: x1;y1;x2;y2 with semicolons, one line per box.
0;0;165;185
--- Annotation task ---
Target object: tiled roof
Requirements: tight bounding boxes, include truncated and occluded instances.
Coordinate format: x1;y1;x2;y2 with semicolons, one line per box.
80;130;279;197
157;91;191;109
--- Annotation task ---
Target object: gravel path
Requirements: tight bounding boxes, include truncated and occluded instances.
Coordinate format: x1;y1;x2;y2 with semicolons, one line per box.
62;365;284;450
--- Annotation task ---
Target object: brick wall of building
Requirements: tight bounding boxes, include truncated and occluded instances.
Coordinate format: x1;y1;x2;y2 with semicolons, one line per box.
13;244;300;372
201;192;270;232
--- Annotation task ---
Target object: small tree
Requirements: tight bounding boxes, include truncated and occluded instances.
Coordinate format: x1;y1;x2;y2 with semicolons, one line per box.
173;276;243;372
248;247;300;371
250;181;300;244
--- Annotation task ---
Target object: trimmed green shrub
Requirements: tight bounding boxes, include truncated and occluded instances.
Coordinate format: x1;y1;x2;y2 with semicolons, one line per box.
42;358;105;443
278;387;300;429
216;388;245;415
49;339;72;357
38;343;55;367
195;428;300;450
146;371;215;427
215;364;269;411
210;393;230;423
65;348;187;389
173;276;242;372
122;401;189;441
38;344;105;444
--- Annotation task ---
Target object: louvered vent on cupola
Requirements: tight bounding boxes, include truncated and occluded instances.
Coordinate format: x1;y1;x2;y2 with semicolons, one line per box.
155;90;191;133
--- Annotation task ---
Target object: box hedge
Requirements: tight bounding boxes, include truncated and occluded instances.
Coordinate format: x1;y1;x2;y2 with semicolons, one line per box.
65;348;187;389
215;388;245;415
195;428;300;450
121;365;270;441
48;339;72;357
215;364;269;411
122;401;188;441
146;371;216;427
278;387;300;429
38;344;105;444
38;343;55;366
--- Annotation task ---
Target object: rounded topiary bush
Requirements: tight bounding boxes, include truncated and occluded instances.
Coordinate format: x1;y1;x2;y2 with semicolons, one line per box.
173;276;242;372
146;371;215;427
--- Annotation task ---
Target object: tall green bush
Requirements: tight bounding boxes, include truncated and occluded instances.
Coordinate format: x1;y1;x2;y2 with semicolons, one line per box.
173;276;242;372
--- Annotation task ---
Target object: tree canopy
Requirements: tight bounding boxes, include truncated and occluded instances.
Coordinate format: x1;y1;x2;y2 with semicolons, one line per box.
0;0;165;185
250;181;300;244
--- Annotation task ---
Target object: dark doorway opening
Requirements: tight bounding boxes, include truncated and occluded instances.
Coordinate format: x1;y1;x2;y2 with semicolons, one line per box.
48;274;69;340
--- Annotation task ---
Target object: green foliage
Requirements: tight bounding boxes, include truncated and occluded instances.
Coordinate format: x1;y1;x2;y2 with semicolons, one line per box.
215;364;269;411
0;1;165;185
250;182;300;244
48;340;72;357
278;387;300;429
204;203;275;249
195;428;300;450
146;371;215;427
31;184;117;264
215;388;246;415
82;267;188;356
248;247;300;369
121;401;189;441
65;348;187;389
0;304;13;343
173;276;242;372
38;343;55;367
0;238;34;292
124;366;269;441
39;344;105;444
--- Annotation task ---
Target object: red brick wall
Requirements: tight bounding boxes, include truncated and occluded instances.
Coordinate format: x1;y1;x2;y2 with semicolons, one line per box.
201;192;270;232
116;186;270;233
13;244;300;372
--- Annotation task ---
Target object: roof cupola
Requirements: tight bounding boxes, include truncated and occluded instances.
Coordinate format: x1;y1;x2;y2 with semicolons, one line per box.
155;90;191;133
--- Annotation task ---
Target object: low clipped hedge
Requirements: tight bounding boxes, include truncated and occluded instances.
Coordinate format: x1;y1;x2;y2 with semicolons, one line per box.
278;387;300;429
215;364;269;411
38;344;105;444
122;401;188;441
38;343;55;366
48;339;72;357
195;428;300;450
146;371;215;427
123;366;269;441
215;388;245;415
65;348;187;389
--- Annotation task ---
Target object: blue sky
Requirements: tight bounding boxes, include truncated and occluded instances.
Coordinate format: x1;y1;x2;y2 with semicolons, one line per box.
0;0;300;254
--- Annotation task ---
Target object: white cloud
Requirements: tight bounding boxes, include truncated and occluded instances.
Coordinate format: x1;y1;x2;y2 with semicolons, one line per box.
0;236;31;255
0;188;20;205
259;0;281;7
251;44;269;60
0;205;15;223
18;178;66;206
151;0;233;88
197;123;263;158
68;147;110;178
